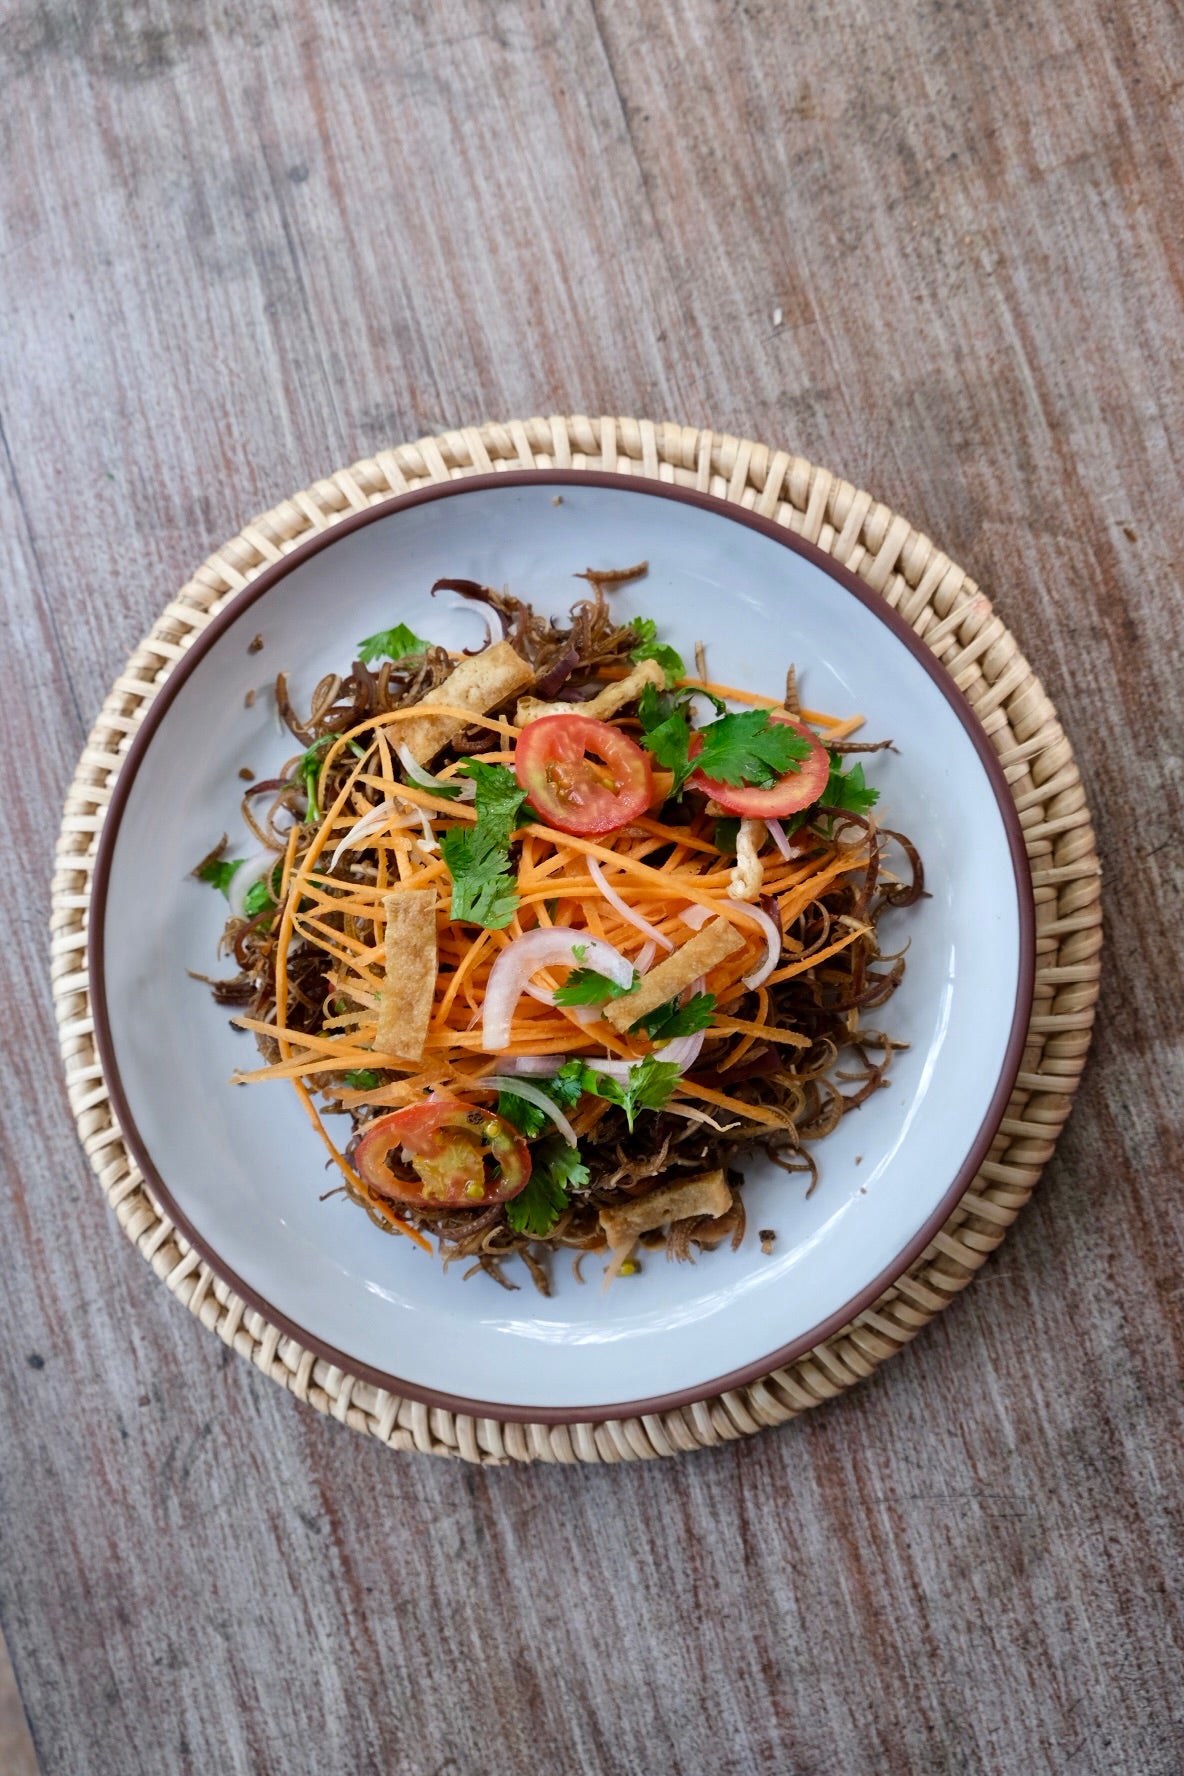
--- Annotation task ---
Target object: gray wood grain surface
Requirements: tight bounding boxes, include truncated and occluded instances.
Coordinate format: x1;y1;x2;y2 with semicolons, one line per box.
2;2;1182;1772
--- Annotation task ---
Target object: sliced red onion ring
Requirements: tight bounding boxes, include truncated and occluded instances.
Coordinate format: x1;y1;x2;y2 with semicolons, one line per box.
587;855;674;952
480;1076;578;1146
727;900;781;988
677;899;780;989
482;928;635;1051
394;743;477;801
765;817;792;860
679;902;712;930
501;1055;564;1076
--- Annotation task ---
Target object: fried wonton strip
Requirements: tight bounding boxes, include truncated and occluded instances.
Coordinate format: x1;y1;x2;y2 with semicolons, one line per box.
598;1170;732;1246
602;917;745;1031
515;658;665;725
398;642;534;763
375;888;437;1061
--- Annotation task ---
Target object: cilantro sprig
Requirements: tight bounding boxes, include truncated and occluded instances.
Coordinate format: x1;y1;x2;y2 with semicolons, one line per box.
357;622;431;665
785;753;881;837
496;1053;681;1142
629;617;685;686
440;759;527;929
505;1139;590;1237
822;756;880;818
195;857;243;896
552;967;641;1008
638;684;807;797
630;991;716;1043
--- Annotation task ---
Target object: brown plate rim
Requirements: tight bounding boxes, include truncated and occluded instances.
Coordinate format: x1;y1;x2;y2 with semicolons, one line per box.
90;468;1036;1424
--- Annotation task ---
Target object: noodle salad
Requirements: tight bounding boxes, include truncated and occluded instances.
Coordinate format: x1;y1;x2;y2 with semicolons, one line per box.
194;569;923;1292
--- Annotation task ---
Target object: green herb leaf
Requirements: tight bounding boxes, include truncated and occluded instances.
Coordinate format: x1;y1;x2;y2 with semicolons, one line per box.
822;755;881;818
637;682;695;793
629;618;685;686
714;817;740;855
357;622;431;665
544;1061;593;1111
196;858;243;896
582;1053;683;1132
693;708;810;789
242;879;272;919
344;1069;382;1090
639;691;808;798
505;1138;590;1237
496;1090;551;1140
552;967;641;1008
496;1060;592;1139
441;759;528;929
630;991;716;1043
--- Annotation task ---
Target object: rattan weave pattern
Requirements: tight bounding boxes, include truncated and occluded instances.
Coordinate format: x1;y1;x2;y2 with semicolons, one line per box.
50;416;1101;1463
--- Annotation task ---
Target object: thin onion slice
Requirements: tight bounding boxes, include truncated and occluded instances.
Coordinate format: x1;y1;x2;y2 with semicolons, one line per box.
765;818;792;860
482;928;635;1051
395;743;476;801
679;898;780;989
727;900;781;988
587;856;674;952
480;1076;579;1146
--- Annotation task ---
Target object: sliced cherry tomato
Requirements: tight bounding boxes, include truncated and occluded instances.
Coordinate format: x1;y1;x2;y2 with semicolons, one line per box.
688;712;830;818
354;1100;531;1208
514;714;654;835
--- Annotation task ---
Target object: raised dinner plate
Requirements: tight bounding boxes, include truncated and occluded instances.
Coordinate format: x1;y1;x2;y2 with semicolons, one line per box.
92;473;1034;1419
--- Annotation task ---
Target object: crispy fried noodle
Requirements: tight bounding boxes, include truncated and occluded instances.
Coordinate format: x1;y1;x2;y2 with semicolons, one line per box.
195;570;924;1293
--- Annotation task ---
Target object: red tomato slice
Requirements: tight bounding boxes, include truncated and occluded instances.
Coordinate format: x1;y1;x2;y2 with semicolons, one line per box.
688;712;830;818
354;1100;530;1208
514;714;654;835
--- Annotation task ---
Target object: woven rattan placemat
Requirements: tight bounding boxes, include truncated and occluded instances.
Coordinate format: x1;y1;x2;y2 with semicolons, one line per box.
51;417;1101;1464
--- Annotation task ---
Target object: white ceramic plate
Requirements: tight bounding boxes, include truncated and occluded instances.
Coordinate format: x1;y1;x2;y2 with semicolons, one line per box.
93;474;1033;1419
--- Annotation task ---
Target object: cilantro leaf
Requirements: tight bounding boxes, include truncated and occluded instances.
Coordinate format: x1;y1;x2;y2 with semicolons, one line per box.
496;1060;591;1138
196;857;243;896
714;817;740;855
629;617;685;686
457;759;527;844
822;755;880;817
242;879;272;919
544;1060;592;1111
505;1138;590;1237
637;682;695;792
344;1069;382;1090
693;709;810;789
241;861;284;920
552;967;641;1008
441;760;528;929
582;1054;682;1132
638;692;809;798
496;1089;551;1140
630;991;716;1042
357;622;431;665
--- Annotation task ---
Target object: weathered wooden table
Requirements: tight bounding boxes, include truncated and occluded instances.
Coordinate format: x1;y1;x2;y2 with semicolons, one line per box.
3;3;1181;1772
